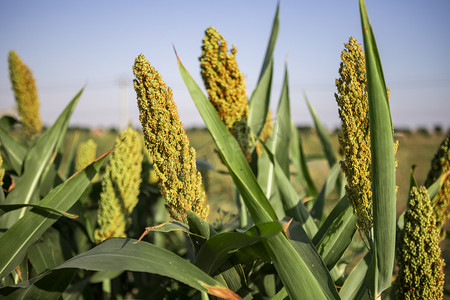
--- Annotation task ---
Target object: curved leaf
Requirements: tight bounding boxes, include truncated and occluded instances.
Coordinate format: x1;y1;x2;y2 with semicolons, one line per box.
195;232;260;275
55;238;241;300
359;0;396;295
247;2;279;139
0;128;27;175
0;148;109;279
1;89;83;228
178;54;330;299
312;195;357;269
0;203;79;219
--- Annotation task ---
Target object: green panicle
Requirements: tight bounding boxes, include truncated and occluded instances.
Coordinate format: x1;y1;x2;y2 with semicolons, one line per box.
75;138;97;172
8;50;42;138
133;54;208;223
424;133;450;240
396;186;445;300
335;37;373;236
199;27;252;161
94;127;143;243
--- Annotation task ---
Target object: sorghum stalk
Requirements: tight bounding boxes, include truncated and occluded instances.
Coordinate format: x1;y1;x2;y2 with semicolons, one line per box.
75;138;97;172
133;54;208;222
94;127;143;243
8;51;42;138
396;186;445;299
424;133;450;240
199;27;252;161
335;37;373;237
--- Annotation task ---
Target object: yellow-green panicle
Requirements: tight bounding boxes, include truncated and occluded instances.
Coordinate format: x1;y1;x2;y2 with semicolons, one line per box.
94;127;143;243
8;51;42;138
133;54;208;223
199;27;252;161
424;133;450;240
335;37;372;235
396;186;445;300
75;138;97;172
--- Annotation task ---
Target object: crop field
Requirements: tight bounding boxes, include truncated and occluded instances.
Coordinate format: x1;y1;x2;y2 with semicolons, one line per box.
1;1;449;299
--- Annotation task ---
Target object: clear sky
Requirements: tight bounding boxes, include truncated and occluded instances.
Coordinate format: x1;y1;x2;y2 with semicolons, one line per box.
1;0;449;130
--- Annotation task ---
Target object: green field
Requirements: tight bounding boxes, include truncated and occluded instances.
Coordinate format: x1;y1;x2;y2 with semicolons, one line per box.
64;127;447;224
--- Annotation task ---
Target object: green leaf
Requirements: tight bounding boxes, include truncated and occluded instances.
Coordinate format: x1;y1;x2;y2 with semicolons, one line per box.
285;220;340;299
310;162;341;222
247;2;279;139
0;203;79;219
0;115;19;132
257;3;279;82
304;94;336;168
1;89;83;228
260;141;318;238
272;287;288;300
177;53;277;225
339;253;371;300
0;148;109;279
290;122;318;196
54;238;241;299
359;0;396;295
188;210;212;239
248;59;273;140
89;270;124;284
312;195;357;269
257;151;285;219
257;64;292;220
0;128;27;175
270;64;291;176
178;54;329;299
195;232;260;274
0;268;77;300
27;227;70;274
427;170;449;200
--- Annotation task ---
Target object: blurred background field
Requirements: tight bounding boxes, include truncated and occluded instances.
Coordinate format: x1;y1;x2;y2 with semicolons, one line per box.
26;125;445;224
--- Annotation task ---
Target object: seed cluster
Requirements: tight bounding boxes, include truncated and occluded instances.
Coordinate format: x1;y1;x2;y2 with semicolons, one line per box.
8;51;42;138
95;127;143;243
200;27;252;161
75;138;97;172
335;37;372;235
424;134;450;240
396;186;445;299
133;54;208;222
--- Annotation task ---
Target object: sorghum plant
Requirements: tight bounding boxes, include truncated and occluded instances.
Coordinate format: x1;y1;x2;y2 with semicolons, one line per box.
425;134;450;239
396;186;445;299
133;54;208;222
94;127;143;243
7;51;42;138
335;37;372;238
200;27;252;161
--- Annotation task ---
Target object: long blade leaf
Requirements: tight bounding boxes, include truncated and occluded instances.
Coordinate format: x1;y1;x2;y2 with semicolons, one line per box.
177;56;329;299
54;238;241;300
1;89;83;228
0;148;109;279
359;0;396;295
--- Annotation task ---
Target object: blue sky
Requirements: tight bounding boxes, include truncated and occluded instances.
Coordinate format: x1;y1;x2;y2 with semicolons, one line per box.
1;0;449;130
